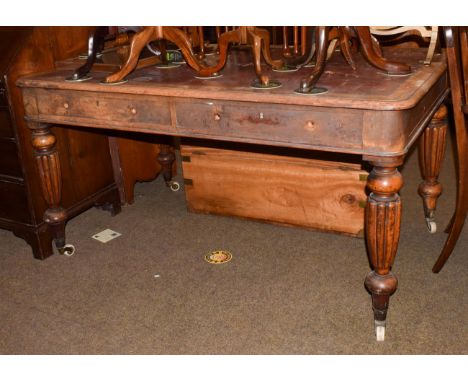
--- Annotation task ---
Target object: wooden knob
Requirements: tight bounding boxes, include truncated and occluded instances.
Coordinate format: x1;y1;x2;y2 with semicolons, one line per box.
63;102;69;109
130;108;137;115
305;120;316;130
259;112;264;119
214;113;221;121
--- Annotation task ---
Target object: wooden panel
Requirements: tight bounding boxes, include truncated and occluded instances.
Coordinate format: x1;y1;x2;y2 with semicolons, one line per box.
114;135;162;204
0;180;30;223
47;26;94;62
53;126;116;208
181;144;368;236
0;27;123;260
0;85;8;106
175;100;363;151
0;140;22;178
0;108;15;138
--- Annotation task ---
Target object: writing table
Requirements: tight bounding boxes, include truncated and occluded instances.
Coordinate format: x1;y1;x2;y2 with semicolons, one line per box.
18;48;449;341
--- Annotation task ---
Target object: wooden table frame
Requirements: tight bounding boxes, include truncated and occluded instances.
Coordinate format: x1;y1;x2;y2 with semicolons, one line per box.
18;48;448;341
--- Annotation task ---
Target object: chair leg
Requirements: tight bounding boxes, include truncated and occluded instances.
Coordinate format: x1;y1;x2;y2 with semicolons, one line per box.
432;165;468;272
354;26;411;75
418;104;448;233
254;27;284;69
68;26;107;81
104;27;156;83
297;26;329;92
432;27;468;272
197;29;242;77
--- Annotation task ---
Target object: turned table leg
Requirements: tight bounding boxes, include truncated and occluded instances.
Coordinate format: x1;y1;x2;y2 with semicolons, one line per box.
158;143;179;192
364;156;404;341
30;122;74;256
418;104;448;233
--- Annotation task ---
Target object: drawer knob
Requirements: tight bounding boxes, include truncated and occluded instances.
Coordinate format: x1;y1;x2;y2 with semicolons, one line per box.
305;120;316;130
130;107;137;115
214;113;221;121
63;102;69;109
259;112;264;119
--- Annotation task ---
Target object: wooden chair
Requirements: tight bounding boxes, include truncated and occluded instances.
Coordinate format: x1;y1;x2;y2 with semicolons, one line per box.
104;26;285;88
432;26;468;272
370;26;439;65
67;26;165;82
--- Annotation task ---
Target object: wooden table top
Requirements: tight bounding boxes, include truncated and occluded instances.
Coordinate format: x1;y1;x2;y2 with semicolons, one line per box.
18;48;447;111
18;48;448;158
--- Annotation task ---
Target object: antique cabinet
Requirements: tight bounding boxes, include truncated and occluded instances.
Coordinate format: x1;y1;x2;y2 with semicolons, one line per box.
0;27;122;259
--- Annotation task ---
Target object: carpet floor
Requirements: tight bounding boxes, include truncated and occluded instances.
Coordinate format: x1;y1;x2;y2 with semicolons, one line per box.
0;138;467;354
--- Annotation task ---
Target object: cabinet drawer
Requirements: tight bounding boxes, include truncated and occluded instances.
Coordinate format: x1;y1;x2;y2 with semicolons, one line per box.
0;140;23;178
0;109;15;138
0;85;7;107
0;180;31;223
175;100;363;150
35;90;172;129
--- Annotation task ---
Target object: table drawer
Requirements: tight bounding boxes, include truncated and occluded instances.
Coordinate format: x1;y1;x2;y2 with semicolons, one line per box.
0;109;15;138
175;100;363;150
35;90;172;128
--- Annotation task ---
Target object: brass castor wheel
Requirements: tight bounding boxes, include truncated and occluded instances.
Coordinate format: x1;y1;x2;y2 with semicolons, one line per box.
57;244;76;257
426;219;437;234
168;181;180;192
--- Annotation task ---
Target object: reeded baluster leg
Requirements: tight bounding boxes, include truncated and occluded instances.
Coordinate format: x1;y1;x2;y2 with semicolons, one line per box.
30;123;74;256
418;104;448;233
364;156;404;341
158;143;179;191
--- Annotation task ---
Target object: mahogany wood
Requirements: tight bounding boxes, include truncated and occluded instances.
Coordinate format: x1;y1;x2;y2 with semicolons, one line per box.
103;26;285;87
109;135;163;204
181;143;367;236
432;27;468;272
0;27;122;259
298;26;412;93
418;104;447;225
18;47;448;338
364;156;403;330
68;26;108;81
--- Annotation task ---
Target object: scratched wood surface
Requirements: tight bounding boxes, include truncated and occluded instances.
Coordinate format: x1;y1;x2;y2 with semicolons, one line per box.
181;143;367;236
18;48;446;111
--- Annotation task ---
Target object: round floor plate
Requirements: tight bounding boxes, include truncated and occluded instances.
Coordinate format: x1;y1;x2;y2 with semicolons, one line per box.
272;65;299;73
204;250;233;264
294;86;328;95
194;73;223;80
100;79;129;86
250;79;282;89
154;62;181;69
65;75;93;82
78;52;103;60
378;71;412;77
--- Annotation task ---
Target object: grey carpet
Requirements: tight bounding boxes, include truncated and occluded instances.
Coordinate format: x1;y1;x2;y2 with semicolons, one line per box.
0;137;467;354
